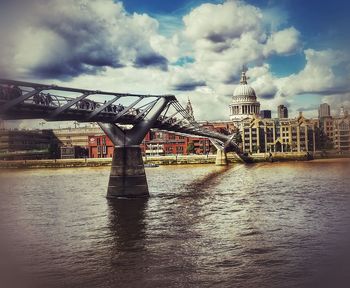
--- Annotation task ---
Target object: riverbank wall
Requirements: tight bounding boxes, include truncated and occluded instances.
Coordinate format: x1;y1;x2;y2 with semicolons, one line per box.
1;151;348;169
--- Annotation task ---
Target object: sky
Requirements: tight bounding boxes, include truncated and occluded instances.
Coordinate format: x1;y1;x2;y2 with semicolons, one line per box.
0;0;349;128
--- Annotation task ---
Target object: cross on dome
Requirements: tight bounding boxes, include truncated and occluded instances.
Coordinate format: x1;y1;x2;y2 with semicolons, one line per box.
240;65;248;85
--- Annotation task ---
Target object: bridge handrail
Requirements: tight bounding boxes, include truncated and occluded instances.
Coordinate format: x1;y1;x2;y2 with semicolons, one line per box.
0;79;175;99
0;79;242;154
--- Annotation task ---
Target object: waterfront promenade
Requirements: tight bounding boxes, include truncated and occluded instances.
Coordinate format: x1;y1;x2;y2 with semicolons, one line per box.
1;151;347;169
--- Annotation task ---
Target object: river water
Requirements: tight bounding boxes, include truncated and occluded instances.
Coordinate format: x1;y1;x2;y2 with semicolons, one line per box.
0;159;349;288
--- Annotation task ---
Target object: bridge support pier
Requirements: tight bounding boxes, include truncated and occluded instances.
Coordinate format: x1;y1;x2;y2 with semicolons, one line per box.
107;146;149;198
215;149;228;166
98;97;171;198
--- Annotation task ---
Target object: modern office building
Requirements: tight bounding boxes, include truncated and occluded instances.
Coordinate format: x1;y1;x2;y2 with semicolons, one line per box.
318;103;331;118
277;105;288;119
260;110;272;119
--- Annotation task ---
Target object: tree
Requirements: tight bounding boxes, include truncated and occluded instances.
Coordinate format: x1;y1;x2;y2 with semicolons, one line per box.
315;127;333;151
187;142;195;154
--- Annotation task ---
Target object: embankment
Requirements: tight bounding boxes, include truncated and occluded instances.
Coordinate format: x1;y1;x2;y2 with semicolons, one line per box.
1;152;345;169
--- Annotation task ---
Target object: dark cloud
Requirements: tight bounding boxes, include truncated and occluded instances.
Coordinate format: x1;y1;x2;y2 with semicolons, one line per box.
0;0;170;80
259;92;276;100
206;33;226;43
297;104;318;112
32;62;112;81
171;80;206;91
134;53;168;71
223;74;241;85
309;86;350;96
29;33;125;79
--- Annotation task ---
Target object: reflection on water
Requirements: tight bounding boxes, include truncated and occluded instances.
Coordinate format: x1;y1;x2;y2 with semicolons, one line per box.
108;199;148;251
0;160;349;288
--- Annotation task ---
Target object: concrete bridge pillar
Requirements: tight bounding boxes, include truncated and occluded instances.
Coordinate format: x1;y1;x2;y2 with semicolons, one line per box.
107;146;148;198
215;149;228;166
99;97;170;198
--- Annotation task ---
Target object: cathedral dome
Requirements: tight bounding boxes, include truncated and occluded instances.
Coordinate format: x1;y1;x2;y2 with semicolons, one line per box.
229;68;260;123
233;71;256;98
233;84;256;98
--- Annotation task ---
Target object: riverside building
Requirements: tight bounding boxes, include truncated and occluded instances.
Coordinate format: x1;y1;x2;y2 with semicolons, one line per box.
0;129;52;160
318;105;350;151
241;113;317;153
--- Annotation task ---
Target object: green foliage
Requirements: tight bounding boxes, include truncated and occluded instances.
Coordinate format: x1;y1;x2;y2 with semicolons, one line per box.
187;142;195;154
315;127;333;151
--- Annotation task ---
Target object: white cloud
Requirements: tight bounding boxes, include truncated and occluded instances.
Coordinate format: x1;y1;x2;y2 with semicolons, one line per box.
167;66;206;91
178;0;302;99
278;49;349;96
183;1;263;42
1;0;174;79
322;93;350;115
263;27;301;56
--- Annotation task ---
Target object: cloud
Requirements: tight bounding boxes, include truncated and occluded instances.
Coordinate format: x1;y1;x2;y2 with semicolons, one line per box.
322;93;350;114
263;27;301;56
134;53;168;71
246;64;278;99
176;88;230;121
183;1;263;43
278;49;350;96
0;0;173;79
179;0;302;100
168;66;206;91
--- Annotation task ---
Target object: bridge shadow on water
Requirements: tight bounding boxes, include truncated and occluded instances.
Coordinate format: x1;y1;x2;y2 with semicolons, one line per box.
106;198;155;286
105;164;234;247
107;198;148;251
104;165;238;286
180;165;232;198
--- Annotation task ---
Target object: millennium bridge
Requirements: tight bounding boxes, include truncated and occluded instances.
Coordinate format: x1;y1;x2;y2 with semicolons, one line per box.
0;79;250;198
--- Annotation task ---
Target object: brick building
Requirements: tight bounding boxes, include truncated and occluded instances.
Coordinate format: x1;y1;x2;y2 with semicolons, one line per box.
88;130;212;158
88;134;114;158
87;109;235;157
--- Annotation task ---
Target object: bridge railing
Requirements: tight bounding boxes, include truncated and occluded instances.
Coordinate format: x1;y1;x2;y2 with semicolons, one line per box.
0;79;241;153
0;82;159;121
0;81;194;126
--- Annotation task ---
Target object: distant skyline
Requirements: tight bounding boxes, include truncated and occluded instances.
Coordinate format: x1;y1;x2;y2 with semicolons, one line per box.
0;0;349;129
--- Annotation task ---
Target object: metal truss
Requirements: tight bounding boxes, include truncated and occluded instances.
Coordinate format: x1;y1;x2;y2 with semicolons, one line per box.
0;79;242;154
